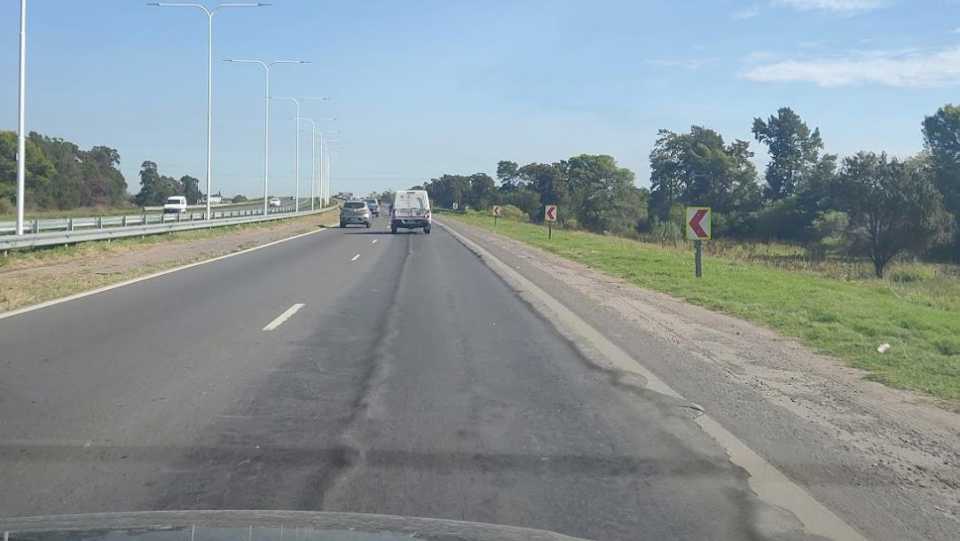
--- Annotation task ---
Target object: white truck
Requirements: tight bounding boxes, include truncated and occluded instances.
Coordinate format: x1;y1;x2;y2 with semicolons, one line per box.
162;196;188;214
391;190;431;234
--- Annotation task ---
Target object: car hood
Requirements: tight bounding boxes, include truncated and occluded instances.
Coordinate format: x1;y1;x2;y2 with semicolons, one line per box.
0;510;590;541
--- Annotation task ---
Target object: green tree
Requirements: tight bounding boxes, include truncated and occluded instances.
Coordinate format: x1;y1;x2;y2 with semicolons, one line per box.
496;160;521;190
501;188;540;217
424;174;471;209
753;153;839;241
468;173;496;209
180;175;202;204
85;145;127;205
566;154;637;233
648;126;760;221
518;162;570;222
0;131;56;209
922;104;960;259
835;152;949;277
3;132;127;210
752;107;824;200
134;161;181;206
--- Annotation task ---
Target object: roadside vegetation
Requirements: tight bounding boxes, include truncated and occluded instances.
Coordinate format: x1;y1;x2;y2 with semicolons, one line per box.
444;209;960;403
417;105;960;278
420;103;960;401
0;130;250;216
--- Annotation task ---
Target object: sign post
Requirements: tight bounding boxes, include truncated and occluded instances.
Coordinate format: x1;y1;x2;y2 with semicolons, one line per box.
492;205;502;226
544;205;557;239
685;206;711;278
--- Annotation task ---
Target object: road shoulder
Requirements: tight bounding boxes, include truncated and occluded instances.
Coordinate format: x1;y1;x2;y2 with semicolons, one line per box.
438;217;960;541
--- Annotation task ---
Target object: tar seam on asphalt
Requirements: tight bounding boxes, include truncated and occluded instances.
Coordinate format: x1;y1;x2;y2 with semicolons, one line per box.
307;233;414;507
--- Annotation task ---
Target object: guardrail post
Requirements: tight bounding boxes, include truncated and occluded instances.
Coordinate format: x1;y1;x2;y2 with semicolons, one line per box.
32;218;39;234
160;213;165;224
68;218;74;231
121;215;127;227
142;213;147;225
176;212;181;223
97;217;103;229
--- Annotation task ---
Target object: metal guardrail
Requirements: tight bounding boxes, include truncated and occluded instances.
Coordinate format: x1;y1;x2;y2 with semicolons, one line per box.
0;203;337;251
0;197;301;236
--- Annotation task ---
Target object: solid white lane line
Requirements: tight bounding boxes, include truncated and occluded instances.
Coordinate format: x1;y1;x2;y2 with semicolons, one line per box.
351;254;360;261
372;239;378;244
262;303;305;331
0;227;331;321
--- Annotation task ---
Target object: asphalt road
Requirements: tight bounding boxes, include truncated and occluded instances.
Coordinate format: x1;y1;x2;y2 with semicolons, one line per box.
0;217;821;540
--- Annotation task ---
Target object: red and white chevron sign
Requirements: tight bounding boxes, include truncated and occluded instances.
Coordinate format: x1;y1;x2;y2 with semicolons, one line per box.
544;205;558;222
685;207;711;240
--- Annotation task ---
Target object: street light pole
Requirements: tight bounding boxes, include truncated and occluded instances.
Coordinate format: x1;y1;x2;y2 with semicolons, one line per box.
273;97;302;212
274;98;327;213
319;132;325;206
302;118;336;210
301;118;319;211
224;59;307;215
15;0;27;236
320;131;341;205
147;2;267;220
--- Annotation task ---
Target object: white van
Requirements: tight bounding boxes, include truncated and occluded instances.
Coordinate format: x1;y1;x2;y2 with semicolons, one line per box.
163;196;188;214
391;190;431;234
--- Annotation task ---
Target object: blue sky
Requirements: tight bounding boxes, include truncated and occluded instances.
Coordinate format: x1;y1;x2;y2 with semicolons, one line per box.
3;0;960;198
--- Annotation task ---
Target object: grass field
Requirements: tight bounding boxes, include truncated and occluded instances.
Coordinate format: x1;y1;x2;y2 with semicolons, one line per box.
444;211;960;403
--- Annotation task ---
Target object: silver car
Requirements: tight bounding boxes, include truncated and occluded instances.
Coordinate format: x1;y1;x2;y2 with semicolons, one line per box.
340;200;372;228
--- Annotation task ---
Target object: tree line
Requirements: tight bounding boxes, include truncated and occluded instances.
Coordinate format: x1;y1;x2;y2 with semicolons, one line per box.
0;130;213;212
419;105;960;277
133;161;202;206
414;154;645;236
0;131;128;212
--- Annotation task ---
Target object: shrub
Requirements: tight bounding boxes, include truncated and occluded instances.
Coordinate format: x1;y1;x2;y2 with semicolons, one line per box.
499;204;527;222
890;270;924;283
649;218;684;246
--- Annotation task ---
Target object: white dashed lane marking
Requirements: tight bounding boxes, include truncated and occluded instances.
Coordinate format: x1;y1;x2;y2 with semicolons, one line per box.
262;303;305;331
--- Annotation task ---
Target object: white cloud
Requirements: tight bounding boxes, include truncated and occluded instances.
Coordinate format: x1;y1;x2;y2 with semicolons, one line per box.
773;0;888;13
743;46;960;87
732;5;761;20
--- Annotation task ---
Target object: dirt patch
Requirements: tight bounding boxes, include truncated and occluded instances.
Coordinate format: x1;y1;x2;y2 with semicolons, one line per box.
444;218;960;527
0;210;339;314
